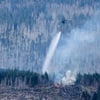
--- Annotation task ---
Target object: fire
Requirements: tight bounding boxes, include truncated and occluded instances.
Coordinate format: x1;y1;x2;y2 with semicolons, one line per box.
54;83;61;88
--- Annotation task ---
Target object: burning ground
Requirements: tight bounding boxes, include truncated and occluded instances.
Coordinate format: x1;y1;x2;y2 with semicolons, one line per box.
0;84;82;100
0;69;100;100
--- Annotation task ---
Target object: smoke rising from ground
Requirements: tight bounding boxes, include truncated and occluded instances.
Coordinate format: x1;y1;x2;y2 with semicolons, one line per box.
47;10;100;85
62;70;76;85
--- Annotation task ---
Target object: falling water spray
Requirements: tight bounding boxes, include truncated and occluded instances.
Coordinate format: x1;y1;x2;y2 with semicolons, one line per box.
42;32;61;74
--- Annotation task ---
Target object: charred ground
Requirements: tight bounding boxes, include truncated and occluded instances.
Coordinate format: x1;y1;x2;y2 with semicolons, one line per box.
0;69;100;100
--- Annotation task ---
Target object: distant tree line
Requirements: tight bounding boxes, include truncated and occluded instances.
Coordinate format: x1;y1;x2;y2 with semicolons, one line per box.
76;73;100;100
76;73;100;87
0;69;49;88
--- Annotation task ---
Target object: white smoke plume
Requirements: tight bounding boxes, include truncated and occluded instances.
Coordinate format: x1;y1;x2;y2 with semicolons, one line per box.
62;70;76;86
48;10;100;85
